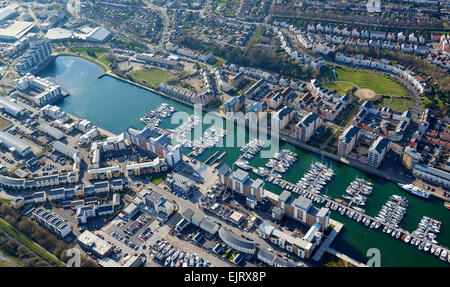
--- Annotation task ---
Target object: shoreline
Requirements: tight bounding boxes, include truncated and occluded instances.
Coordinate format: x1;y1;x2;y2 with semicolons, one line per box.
56;55;446;202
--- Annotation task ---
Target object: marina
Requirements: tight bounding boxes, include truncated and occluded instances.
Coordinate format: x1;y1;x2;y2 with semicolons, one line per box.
38;56;450;266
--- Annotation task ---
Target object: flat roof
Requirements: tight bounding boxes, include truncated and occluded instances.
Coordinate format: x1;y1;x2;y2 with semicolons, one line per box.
0;21;35;40
78;230;112;257
0;131;31;154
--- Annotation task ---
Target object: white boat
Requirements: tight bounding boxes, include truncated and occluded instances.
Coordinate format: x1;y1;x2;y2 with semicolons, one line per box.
424;243;431;252
398;183;430;199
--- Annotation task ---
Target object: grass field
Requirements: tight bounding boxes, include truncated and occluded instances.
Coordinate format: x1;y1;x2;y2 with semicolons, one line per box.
328;65;408;97
0;219;64;267
322;81;356;96
376;95;410;112
129;69;177;88
0;117;11;131
68;47;113;70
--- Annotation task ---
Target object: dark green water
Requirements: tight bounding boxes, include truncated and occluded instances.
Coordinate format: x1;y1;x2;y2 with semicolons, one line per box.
38;56;450;267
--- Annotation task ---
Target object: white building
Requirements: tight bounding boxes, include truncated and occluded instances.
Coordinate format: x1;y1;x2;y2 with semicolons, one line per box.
367;136;390;168
33;207;72;237
15;73;62;107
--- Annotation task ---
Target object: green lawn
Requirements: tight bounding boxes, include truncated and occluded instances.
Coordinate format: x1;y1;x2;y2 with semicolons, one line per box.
322;81;356;96
129;69;177;88
376;95;410;112
331;65;408;97
68;47;112;70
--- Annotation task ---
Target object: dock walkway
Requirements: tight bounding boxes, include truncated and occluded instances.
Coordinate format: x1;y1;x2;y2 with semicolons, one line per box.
327;247;367;267
274;176;450;264
312;219;343;262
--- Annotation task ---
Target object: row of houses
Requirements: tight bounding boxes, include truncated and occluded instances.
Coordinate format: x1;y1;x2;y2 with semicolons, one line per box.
306;24;424;44
32;206;72;237
335;52;431;95
165;42;213;62
158;83;215;105
0;169;79;190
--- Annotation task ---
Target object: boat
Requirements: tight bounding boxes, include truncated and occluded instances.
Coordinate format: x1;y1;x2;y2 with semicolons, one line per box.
418;242;425;251
398;183;430;199
424;243;431;252
434;248;441;257
410;238;416;245
404;235;411;243
440;250;448;261
395;231;401;239
430;245;436;254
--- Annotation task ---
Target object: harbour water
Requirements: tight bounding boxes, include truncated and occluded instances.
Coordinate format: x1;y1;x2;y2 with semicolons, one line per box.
38;56;450;266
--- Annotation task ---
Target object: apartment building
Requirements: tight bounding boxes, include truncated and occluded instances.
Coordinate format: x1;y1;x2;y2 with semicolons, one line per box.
295;112;322;142
367;136;390;168
217;164;264;201
338;125;360;157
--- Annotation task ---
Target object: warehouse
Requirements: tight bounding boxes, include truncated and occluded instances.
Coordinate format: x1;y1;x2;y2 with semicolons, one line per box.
0;96;26;117
0;131;32;157
52;140;80;160
0;20;35;41
86;26;112;42
38;123;65;140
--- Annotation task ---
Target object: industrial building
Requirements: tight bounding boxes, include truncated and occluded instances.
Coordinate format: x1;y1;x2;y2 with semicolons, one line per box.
38;123;65;140
86;26;112;42
178;208;220;235
0;20;35;41
0;96;26;117
0;131;32;157
78;230;113;258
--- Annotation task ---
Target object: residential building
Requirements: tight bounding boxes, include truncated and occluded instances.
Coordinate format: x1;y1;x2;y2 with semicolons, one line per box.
295;112;322;142
338;125;360;157
32;207;72;237
367;136;390;168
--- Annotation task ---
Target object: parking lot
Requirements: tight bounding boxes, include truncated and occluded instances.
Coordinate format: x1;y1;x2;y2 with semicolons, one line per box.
102;213;155;251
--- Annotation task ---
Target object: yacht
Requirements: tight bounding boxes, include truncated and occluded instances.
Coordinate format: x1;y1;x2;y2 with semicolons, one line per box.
398;183;430;199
